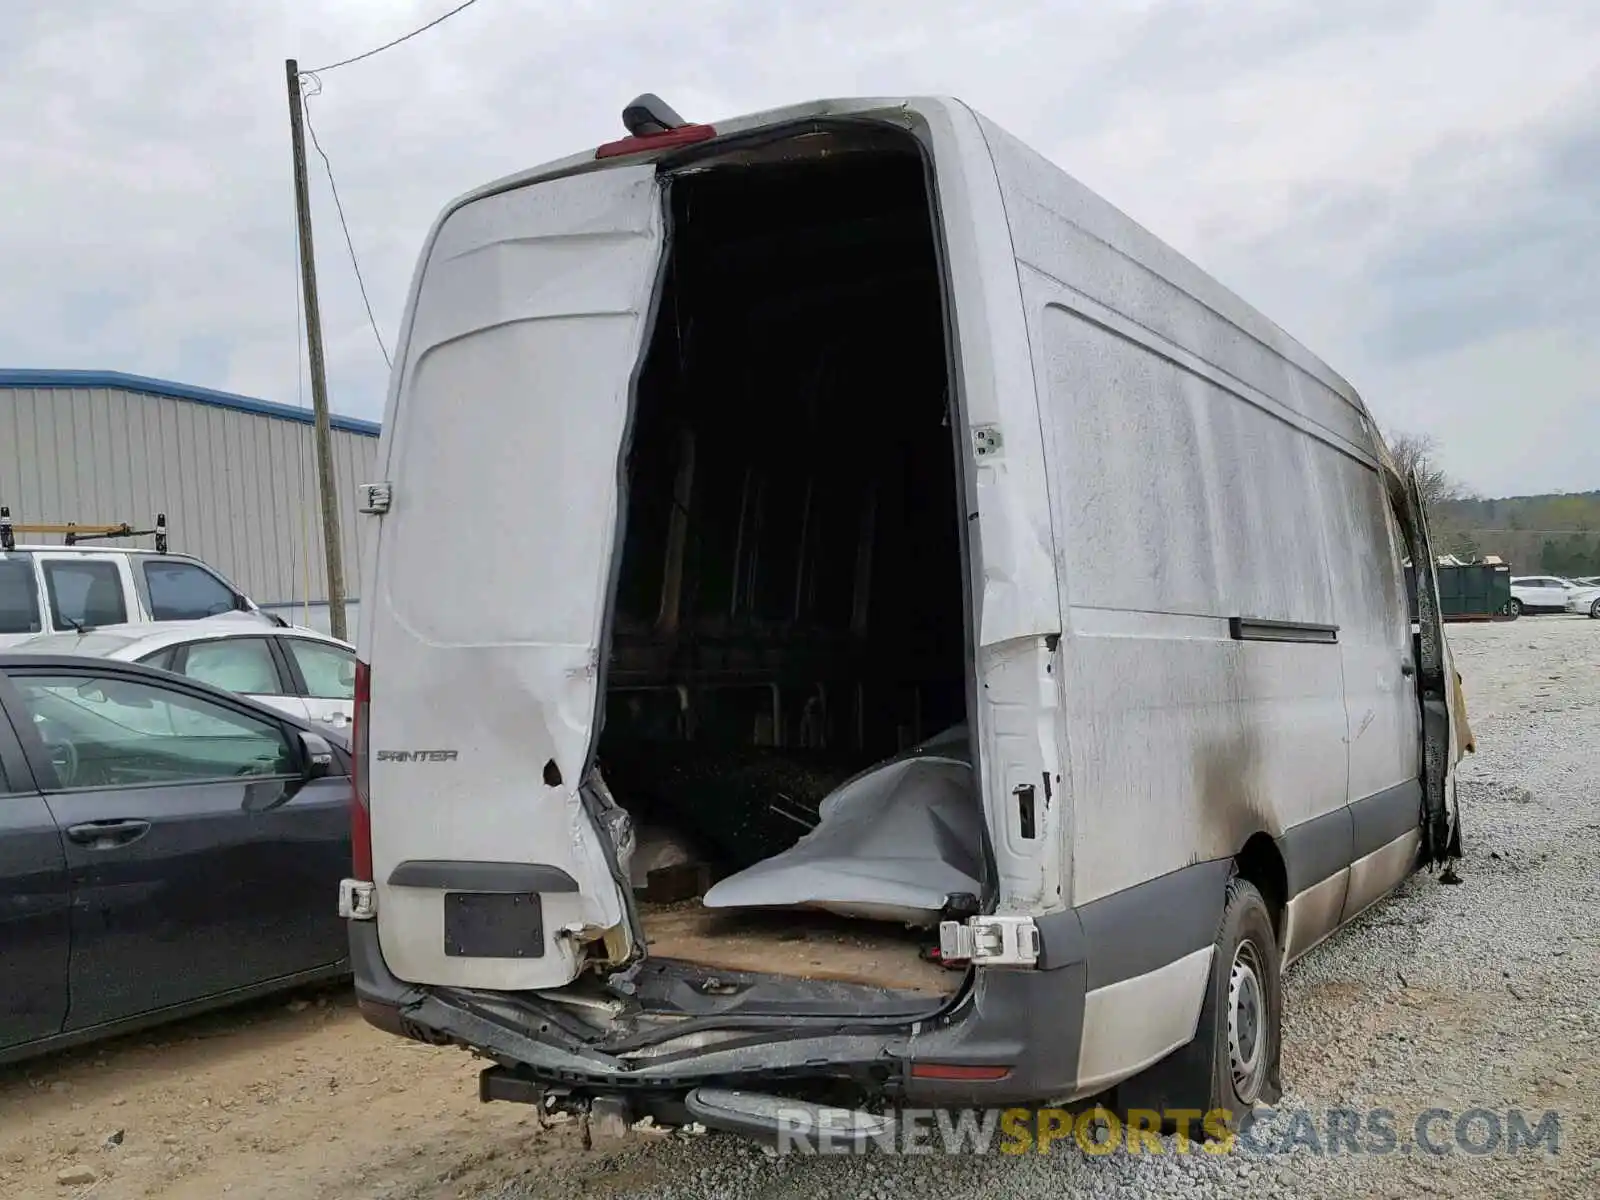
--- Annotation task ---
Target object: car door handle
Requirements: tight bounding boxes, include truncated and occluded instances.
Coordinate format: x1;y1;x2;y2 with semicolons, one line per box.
1400;661;1416;677
65;819;152;849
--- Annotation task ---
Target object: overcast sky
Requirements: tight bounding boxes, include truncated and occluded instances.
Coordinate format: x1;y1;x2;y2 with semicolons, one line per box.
4;1;1596;497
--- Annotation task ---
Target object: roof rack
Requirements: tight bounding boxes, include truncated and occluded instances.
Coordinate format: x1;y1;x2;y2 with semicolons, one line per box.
0;506;168;554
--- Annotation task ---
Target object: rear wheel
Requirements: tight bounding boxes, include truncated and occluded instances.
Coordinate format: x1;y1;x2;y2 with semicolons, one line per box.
1225;923;1271;1102
1507;597;1523;618
1112;875;1282;1133
1210;878;1281;1116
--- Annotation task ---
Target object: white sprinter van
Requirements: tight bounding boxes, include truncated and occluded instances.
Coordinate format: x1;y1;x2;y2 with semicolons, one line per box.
343;95;1467;1140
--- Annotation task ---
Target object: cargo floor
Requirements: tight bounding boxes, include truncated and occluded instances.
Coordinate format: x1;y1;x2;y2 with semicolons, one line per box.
639;902;960;995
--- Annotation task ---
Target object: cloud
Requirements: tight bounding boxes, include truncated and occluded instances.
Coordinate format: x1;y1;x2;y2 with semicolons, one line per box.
2;0;1596;496
1365;111;1599;361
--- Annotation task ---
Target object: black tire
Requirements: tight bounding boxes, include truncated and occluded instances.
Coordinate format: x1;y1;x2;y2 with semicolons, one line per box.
1111;875;1283;1133
1208;877;1283;1117
1507;597;1523;618
1589;598;1600;620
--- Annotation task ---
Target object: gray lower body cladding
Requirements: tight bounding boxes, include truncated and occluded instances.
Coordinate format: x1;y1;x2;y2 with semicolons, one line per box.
348;856;1237;1106
353;790;1427;1107
351;790;1420;1107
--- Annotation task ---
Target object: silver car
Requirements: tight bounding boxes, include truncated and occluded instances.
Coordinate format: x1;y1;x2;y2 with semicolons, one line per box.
13;618;357;739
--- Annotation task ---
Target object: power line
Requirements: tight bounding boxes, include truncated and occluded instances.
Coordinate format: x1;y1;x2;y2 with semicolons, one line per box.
304;0;484;73
299;89;392;369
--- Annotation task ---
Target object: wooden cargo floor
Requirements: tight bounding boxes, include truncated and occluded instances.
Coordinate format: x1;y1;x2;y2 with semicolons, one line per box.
640;902;960;995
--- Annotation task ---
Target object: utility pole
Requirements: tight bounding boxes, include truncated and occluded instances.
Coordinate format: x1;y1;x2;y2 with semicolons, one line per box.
285;58;349;643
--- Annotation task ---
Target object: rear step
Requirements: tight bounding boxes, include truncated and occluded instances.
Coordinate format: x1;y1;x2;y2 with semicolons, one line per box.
478;1067;896;1151
685;1087;897;1151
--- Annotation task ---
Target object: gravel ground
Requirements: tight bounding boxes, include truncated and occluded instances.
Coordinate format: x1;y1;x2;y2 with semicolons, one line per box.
3;617;1594;1199
479;616;1600;1200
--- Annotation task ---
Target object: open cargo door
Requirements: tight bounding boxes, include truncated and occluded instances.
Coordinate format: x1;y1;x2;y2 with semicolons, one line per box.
365;163;665;990
1391;466;1466;867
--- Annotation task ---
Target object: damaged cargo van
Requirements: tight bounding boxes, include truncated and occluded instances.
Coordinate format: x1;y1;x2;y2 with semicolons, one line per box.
343;95;1468;1140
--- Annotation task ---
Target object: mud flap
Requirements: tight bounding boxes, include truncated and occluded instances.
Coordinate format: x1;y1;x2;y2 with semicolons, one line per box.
1111;885;1282;1132
1112;993;1281;1135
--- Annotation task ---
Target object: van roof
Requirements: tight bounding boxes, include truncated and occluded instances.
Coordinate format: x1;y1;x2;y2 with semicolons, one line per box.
439;96;938;218
422;94;1366;425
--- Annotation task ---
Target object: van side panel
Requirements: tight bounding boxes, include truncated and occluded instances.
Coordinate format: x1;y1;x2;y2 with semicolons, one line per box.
972;119;1372;458
977;118;1365;901
976;115;1418;1091
1030;299;1348;899
1306;445;1423;933
913;102;1068;913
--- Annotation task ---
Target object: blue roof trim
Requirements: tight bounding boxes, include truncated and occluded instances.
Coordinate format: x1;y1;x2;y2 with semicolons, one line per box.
0;369;381;437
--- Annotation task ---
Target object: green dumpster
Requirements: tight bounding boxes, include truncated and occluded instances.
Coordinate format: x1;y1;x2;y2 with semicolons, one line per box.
1406;560;1515;622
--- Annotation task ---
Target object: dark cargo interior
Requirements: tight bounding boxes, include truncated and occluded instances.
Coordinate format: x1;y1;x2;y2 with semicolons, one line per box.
594;131;970;990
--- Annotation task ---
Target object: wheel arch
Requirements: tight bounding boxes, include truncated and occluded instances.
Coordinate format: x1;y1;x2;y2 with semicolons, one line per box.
1234;832;1288;947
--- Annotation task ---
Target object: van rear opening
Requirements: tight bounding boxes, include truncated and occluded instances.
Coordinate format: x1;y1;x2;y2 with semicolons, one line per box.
364;120;984;1019
599;129;974;1001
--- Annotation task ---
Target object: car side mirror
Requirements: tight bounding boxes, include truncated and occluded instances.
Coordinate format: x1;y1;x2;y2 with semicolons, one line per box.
299;730;335;780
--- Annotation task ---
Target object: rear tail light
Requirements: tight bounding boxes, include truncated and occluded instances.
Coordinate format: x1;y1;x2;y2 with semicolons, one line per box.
350;659;372;882
909;1063;1012;1081
595;124;717;159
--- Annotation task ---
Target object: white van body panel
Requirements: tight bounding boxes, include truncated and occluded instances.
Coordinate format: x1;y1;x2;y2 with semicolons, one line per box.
355;96;1459;1100
361;99;1074;988
975;116;1412;912
366;164;663;989
915;101;1066;914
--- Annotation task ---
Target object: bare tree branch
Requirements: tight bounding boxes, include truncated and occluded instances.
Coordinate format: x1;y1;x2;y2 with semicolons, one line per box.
1386;430;1466;513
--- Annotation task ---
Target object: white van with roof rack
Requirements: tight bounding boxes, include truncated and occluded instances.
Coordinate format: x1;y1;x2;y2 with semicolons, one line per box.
0;508;276;649
345;93;1469;1144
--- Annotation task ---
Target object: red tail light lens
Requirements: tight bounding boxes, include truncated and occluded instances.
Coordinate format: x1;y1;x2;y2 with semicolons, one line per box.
595;124;717;159
909;1063;1012;1081
350;659;372;882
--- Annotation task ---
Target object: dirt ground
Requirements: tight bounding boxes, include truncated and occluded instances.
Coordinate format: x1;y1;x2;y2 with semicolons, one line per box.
2;616;1596;1199
0;985;593;1200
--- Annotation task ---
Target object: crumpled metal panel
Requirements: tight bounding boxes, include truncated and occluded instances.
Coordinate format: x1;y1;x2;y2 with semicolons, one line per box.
702;727;982;927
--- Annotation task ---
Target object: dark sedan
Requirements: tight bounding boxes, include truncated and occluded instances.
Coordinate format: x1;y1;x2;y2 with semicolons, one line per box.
0;653;352;1066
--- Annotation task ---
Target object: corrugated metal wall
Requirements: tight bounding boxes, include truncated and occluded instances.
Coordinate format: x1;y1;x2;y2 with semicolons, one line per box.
0;384;378;606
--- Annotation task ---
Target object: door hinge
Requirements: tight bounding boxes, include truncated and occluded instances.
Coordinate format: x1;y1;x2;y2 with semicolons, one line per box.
339;878;378;920
939;914;1040;967
358;482;393;515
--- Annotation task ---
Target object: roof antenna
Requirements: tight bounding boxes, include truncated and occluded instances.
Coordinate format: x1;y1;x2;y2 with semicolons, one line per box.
622;94;687;137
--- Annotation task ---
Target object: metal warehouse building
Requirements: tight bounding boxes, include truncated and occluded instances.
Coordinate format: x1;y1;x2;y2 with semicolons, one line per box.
0;370;379;616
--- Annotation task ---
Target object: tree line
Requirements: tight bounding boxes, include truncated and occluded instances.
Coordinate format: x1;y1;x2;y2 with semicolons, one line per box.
1388;432;1600;578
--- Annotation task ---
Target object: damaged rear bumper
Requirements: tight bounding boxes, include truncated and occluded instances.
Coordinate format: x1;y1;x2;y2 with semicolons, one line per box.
347;918;1091;1107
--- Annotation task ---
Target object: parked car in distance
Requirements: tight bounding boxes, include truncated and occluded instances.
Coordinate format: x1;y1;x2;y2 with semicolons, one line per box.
0;545;278;650
14;620;358;739
1572;589;1600;619
0;653;352;1066
1509;576;1600;618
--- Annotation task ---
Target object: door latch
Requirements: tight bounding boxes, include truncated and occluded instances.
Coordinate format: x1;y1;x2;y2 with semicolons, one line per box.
939;915;1041;967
